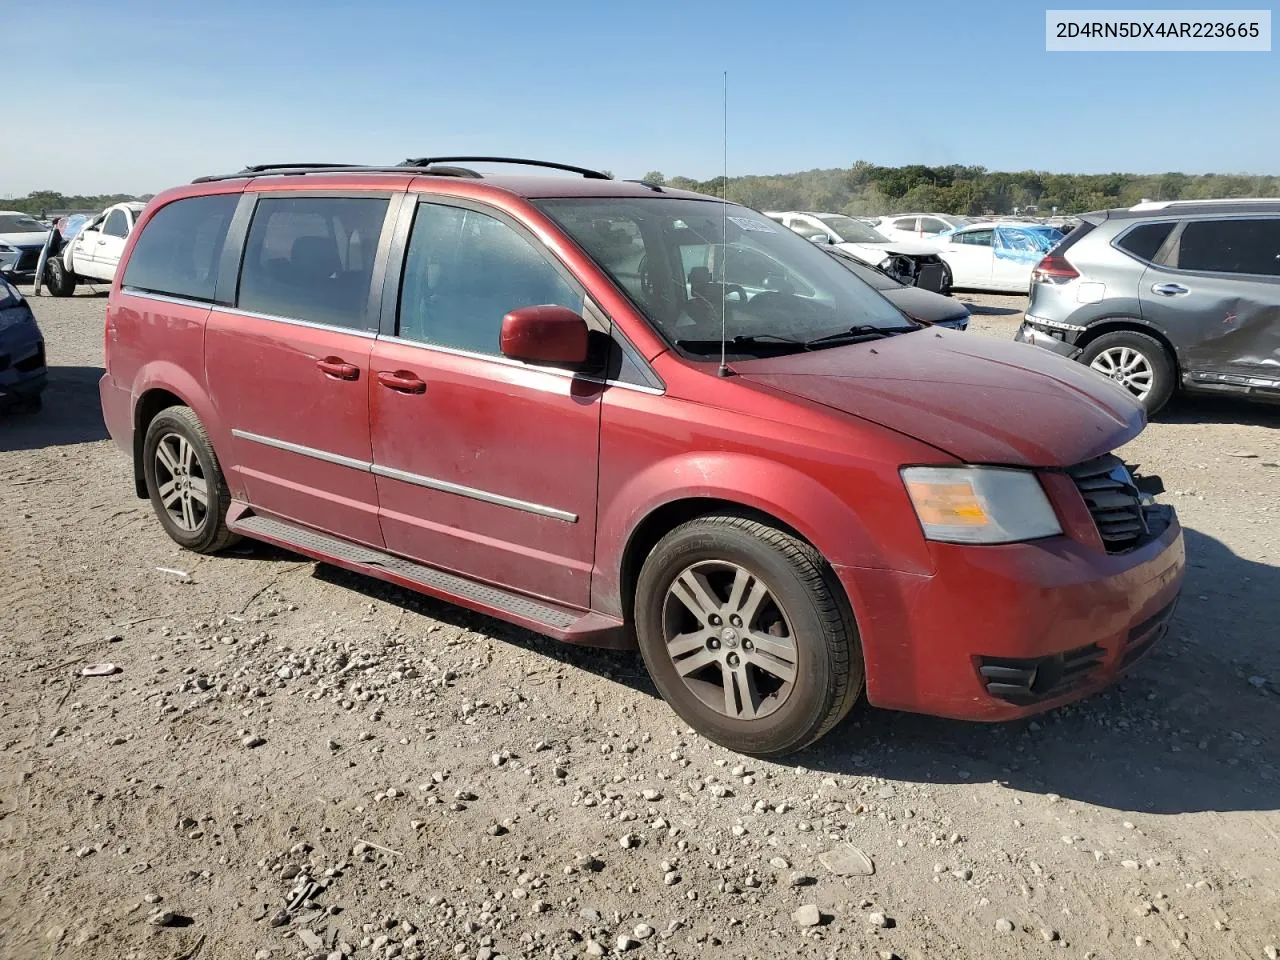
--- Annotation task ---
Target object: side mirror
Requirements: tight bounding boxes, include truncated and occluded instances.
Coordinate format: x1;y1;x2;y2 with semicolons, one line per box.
807;233;831;245
499;305;590;366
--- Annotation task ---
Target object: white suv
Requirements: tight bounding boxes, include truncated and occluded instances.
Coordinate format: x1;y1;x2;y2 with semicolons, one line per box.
44;201;147;296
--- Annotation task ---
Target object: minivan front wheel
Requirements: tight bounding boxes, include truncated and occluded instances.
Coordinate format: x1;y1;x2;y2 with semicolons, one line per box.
635;515;862;758
142;407;239;553
1080;330;1175;414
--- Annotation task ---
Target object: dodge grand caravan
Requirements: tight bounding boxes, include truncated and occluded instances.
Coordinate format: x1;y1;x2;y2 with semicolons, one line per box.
99;158;1185;757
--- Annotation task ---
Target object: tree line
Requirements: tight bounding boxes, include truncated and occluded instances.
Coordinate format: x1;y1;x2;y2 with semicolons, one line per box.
641;162;1279;216
7;162;1278;218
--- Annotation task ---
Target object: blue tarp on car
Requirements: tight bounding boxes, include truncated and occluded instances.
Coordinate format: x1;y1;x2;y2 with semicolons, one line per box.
993;225;1063;262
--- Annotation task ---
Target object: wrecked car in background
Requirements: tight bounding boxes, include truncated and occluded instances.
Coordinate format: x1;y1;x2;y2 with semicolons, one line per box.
824;246;970;329
930;222;1063;293
42;201;147;296
1017;198;1280;413
764;210;953;293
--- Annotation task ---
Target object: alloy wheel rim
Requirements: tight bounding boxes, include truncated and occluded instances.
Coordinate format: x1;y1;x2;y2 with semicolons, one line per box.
154;432;209;532
1089;346;1153;400
660;560;798;721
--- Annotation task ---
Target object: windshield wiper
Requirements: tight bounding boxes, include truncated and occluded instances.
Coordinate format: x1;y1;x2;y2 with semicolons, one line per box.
802;323;920;348
675;333;808;354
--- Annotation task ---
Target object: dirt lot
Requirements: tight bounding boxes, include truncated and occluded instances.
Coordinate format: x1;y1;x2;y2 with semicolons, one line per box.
2;287;1278;960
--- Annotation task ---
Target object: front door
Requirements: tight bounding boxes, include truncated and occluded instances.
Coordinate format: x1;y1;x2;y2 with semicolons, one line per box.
943;228;994;288
205;193;396;548
1140;216;1280;385
71;214;103;275
370;199;602;607
93;207;131;281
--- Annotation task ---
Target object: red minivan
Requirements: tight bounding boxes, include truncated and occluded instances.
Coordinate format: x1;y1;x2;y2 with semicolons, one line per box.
99;158;1185;757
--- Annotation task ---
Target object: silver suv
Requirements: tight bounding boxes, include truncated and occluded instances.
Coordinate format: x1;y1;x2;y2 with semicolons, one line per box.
1016;199;1280;413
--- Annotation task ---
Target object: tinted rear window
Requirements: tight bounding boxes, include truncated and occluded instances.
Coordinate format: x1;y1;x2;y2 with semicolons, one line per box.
1176;218;1280;275
1115;221;1174;262
236;196;388;330
123;194;237;301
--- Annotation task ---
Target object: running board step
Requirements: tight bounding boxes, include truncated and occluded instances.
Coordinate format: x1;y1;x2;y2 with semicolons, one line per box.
230;512;629;648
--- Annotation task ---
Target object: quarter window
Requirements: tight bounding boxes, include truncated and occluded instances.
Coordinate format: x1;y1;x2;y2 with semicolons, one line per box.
397;203;582;355
122;194;237;302
1115;221;1175;262
103;209;129;238
1176;218;1280;276
237;196;388;329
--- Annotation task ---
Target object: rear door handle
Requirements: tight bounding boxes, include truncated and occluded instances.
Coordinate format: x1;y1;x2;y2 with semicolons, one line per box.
1151;282;1189;296
316;356;360;381
377;370;427;394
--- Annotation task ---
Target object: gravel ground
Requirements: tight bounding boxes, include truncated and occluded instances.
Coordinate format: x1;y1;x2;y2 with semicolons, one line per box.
2;286;1278;960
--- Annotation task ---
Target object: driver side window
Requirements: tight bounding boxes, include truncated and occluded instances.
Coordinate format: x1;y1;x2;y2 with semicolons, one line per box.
103;209;129;238
957;229;993;247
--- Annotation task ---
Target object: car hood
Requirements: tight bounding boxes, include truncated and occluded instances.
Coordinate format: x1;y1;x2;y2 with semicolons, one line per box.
881;286;970;325
733;330;1144;467
836;239;939;258
0;231;49;248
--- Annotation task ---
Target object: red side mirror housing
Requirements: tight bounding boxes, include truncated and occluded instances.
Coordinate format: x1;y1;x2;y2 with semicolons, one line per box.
499;305;590;366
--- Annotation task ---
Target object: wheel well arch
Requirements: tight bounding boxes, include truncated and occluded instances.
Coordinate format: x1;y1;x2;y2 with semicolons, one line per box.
618;496;829;622
1077;318;1179;372
131;388;186;497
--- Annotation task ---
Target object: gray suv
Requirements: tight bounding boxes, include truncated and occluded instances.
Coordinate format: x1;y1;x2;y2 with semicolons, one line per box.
1015;199;1280;413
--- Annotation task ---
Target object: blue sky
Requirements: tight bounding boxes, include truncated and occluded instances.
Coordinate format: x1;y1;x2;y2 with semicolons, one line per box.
3;0;1276;196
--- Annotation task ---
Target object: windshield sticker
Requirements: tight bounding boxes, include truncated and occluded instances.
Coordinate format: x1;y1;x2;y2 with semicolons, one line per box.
727;216;774;233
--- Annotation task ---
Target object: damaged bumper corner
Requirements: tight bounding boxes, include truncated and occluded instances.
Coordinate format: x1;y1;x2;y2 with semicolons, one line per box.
1015;319;1082;360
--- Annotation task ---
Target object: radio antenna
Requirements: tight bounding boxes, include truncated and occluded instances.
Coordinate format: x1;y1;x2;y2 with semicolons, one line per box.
717;70;731;378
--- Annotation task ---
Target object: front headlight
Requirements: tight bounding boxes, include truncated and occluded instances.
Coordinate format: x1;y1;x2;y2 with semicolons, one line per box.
902;466;1061;544
0;243;17;253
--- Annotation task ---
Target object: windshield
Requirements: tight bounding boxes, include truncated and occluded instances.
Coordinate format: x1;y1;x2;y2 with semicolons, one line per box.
0;214;48;234
536;198;911;357
816;214;888;244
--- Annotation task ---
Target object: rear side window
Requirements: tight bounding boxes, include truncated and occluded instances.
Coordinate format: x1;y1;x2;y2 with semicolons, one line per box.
397;202;582;356
1176;218;1280;276
1115;221;1174;262
122;194;237;302
237;196;388;329
919;217;948;234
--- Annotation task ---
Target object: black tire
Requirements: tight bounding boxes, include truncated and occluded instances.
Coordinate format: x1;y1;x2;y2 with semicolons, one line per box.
634;515;863;758
44;258;77;297
142;407;239;553
1079;330;1175;415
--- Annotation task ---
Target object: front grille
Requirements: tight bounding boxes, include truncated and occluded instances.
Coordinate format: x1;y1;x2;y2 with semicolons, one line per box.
1120;599;1176;669
15;249;41;272
1067;454;1146;553
978;643;1105;705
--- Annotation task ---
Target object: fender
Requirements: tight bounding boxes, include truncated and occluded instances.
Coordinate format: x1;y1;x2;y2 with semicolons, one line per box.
592;449;939;618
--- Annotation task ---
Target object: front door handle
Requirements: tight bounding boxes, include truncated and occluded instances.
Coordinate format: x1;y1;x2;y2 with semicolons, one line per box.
377;370;427;394
1151;282;1189;296
97;239;107;245
316;356;360;380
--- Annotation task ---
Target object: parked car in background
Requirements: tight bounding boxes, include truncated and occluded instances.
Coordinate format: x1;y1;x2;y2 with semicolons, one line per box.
0;276;47;412
875;213;974;243
99;157;1184;757
44;201;147;295
1016;198;1280;413
764;210;952;293
823;247;970;329
931;222;1064;293
0;211;52;282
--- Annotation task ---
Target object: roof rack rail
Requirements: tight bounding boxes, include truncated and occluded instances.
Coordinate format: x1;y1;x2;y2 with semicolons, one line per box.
191;164;483;184
399;156;612;180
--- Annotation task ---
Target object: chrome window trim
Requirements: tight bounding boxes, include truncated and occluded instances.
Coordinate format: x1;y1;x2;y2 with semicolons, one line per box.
121;288;216;308
378;334;664;395
230;429;577;521
123;289;378;339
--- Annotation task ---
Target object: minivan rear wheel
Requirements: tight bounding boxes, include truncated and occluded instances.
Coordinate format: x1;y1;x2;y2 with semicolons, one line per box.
1080;330;1175;414
634;515;862;758
142;407;240;553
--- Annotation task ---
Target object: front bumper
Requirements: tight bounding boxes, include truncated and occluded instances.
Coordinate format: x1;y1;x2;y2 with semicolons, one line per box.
0;311;47;407
1015;317;1083;359
0;245;45;281
836;508;1185;721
